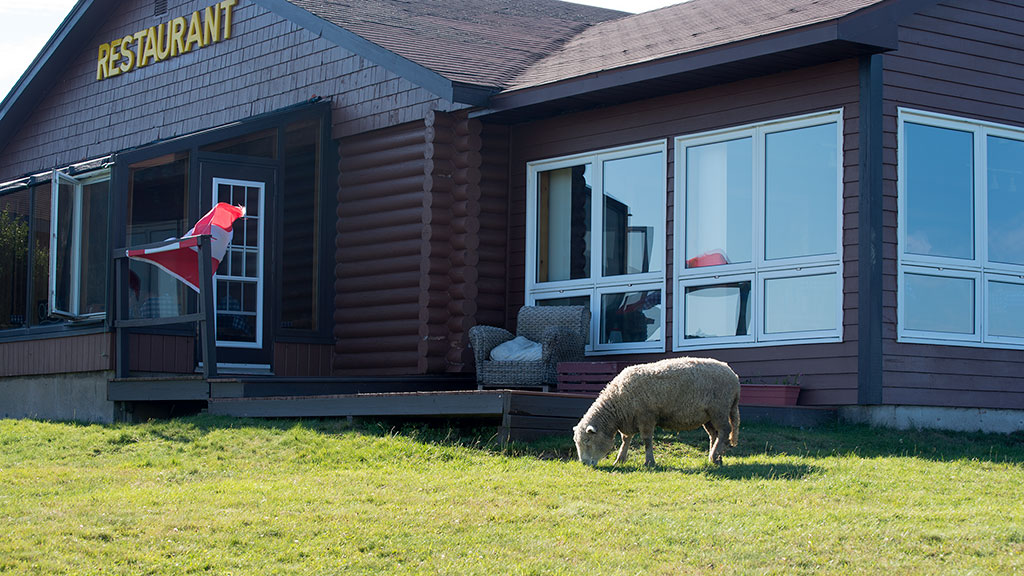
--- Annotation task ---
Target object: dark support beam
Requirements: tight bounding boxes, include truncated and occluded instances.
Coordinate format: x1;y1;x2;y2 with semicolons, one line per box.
857;54;884;405
198;237;218;380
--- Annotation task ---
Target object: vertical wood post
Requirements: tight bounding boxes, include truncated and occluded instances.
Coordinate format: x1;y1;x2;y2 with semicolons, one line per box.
115;256;129;378
198;236;218;379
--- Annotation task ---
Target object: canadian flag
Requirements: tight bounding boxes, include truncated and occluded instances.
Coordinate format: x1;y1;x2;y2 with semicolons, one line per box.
126;202;246;292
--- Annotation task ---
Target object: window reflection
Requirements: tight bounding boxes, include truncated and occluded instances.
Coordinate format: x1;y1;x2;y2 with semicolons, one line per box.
127;155;189;319
989;280;1024;338
686;138;752;268
603;153;663;276
764;274;837;334
684;281;751;339
987;136;1024;266
765;123;838;260
537;164;591;282
904;273;974;334
904;122;974;259
601;290;661;344
0;189;30;329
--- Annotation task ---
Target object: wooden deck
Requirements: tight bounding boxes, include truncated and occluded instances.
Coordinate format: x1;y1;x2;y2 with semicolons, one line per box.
109;374;837;441
207;389;598;442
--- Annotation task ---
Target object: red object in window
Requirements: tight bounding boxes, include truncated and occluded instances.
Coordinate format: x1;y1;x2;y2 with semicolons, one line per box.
686;251;728;268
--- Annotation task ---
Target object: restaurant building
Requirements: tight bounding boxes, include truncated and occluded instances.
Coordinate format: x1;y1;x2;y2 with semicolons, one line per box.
2;0;1023;432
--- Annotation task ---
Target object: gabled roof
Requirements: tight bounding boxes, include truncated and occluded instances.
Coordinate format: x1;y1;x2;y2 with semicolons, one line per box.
1;0;937;149
281;0;626;90
509;0;890;91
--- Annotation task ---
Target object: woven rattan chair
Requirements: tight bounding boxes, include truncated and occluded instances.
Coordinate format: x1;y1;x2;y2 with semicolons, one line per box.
469;305;590;391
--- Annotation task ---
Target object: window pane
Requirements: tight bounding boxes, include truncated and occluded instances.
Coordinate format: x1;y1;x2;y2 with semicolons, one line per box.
53;178;75;314
537;165;591;282
78;180;109;315
988;280;1024;338
128;156;190;319
685;138;752;268
602;152;664;276
764;274;837;334
904;122;974;259
281;120;320;331
0;189;30;329
987;135;1024;266
904;273;974;334
601;290;661;344
535;295;589;308
765;123;838;260
29;186;51;326
536;295;591;344
684;281;752;339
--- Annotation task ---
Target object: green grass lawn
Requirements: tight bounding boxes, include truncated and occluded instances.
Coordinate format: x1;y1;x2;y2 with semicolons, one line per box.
1;415;1022;575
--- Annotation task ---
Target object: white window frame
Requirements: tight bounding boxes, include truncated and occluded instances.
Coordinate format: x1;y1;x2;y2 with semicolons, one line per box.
49;169;110;320
212;177;265;350
897;108;1024;349
526;140;667;355
673;109;845;351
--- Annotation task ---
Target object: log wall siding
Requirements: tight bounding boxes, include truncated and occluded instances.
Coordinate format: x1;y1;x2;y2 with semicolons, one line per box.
477;124;510;331
0;0;452;182
335;112;492;376
335;120;427;375
0;333;112;377
881;0;1024;410
507;60;862;406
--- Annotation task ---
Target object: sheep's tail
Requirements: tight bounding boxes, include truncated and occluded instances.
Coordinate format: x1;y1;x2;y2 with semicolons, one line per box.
728;394;740;447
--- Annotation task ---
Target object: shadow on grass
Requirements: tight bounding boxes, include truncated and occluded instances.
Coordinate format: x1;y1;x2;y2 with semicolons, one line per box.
117;412;1024;467
588;460;819;480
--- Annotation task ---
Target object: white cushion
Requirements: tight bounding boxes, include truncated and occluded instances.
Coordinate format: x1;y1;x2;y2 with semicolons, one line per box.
490;336;543;361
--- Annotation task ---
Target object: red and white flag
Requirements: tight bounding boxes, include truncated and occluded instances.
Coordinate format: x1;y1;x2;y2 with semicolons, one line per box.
126;202;246;292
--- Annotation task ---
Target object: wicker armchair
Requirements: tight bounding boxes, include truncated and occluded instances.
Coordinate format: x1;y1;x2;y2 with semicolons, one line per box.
469;305;590;391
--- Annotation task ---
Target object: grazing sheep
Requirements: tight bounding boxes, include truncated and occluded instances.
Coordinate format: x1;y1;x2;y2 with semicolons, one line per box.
572;357;740;467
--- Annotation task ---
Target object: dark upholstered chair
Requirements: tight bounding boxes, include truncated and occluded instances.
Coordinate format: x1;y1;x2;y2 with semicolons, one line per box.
469;305;590;391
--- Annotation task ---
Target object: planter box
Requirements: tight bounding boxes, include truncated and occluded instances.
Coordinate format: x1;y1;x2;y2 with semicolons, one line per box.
556;362;631;395
740;384;800;406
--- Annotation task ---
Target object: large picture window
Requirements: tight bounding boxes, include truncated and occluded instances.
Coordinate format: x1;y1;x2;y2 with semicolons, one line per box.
674;110;844;350
527;142;666;353
898;109;1024;347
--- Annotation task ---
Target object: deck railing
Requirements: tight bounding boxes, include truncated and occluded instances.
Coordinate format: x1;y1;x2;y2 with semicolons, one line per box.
112;235;218;379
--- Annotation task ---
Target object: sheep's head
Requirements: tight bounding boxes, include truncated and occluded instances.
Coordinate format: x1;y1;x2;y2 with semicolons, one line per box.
573;423;615;467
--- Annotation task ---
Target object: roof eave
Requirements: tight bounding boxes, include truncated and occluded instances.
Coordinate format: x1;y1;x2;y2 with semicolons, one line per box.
256;0;496;106
473;4;916;120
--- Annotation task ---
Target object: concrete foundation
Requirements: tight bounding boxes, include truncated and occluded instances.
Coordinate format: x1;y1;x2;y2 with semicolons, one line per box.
0;371;116;424
840;405;1024;435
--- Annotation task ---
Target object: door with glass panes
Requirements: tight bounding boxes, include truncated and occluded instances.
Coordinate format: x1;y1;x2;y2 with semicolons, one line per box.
199;162;274;369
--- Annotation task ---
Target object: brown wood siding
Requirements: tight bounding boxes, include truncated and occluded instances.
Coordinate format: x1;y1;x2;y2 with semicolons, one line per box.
0;333;112;377
477;124;510;330
0;0;452;182
335;120;428;375
274;342;333;377
128;334;194;374
508;60;862;406
881;0;1024;410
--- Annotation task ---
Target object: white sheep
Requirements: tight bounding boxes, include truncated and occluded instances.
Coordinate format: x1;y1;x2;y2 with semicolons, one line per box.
572;357;741;467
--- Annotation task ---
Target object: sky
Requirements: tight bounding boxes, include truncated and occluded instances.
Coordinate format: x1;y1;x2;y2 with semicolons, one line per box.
0;0;685;104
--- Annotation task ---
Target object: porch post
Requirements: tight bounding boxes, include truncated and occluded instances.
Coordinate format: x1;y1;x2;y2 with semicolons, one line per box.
198;236;218;379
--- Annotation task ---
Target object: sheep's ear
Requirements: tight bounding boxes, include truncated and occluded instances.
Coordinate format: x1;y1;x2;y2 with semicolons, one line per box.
586;425;597;434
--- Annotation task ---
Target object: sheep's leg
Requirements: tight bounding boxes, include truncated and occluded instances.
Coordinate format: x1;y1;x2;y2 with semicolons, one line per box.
703;423;717;459
615;432;631;464
708;416;731;465
642;431;656;467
